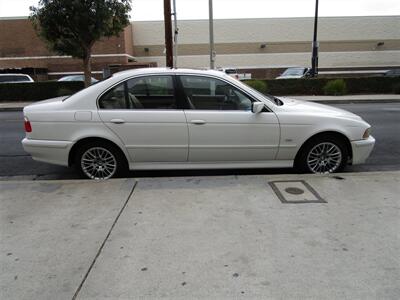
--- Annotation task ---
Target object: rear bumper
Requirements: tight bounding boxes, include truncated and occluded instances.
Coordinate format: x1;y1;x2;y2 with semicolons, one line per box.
22;138;72;166
351;136;375;165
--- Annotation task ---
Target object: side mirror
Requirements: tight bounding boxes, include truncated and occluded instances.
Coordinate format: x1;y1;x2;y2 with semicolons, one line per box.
251;102;265;113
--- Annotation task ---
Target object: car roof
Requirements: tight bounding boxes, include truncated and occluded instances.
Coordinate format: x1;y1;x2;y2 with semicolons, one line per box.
113;67;225;78
62;67;250;109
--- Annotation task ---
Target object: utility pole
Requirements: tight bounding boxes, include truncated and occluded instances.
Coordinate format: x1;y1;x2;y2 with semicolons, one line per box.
310;0;319;77
172;0;178;68
209;0;215;69
163;0;173;68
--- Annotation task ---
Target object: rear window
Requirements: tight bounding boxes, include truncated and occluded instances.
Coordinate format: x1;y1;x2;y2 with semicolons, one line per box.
224;69;237;74
0;75;30;83
282;68;306;76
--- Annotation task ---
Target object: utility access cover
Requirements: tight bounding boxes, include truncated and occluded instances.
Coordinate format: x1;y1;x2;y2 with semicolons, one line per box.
268;180;326;204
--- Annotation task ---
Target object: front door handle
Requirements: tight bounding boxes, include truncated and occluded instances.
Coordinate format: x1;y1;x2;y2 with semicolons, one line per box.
191;120;206;125
110;119;125;124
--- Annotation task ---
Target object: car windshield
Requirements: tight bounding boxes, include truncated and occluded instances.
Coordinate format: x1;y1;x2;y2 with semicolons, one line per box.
282;68;305;76
0;75;30;82
59;75;84;81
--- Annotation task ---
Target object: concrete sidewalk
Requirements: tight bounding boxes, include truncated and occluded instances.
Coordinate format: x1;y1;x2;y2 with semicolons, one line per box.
1;94;400;111
0;179;136;300
1;171;399;299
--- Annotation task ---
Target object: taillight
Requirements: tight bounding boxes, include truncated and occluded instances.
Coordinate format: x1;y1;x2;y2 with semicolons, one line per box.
24;117;32;132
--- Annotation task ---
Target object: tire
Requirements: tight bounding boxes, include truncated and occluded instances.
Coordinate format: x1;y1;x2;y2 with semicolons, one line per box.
295;136;348;174
74;141;127;180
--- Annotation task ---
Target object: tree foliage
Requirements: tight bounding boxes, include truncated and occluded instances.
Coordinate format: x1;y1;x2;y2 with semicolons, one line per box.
30;0;131;86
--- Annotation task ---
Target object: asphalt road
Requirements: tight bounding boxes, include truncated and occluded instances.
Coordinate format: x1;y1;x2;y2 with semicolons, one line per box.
0;103;399;179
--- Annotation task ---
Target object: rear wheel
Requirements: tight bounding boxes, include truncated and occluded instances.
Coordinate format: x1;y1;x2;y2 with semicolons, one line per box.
75;141;127;179
296;137;348;174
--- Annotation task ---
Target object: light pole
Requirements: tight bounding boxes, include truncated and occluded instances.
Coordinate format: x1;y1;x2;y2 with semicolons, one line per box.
163;0;173;68
311;0;319;77
209;0;215;69
172;0;178;68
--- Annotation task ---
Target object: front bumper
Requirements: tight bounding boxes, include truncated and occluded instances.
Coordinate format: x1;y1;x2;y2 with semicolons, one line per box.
22;138;73;166
351;136;375;165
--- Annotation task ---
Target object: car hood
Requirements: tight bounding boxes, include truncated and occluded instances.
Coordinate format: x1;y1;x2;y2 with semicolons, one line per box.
277;97;362;120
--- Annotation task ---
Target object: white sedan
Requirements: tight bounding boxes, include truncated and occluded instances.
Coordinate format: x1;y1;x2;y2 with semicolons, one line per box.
22;68;375;179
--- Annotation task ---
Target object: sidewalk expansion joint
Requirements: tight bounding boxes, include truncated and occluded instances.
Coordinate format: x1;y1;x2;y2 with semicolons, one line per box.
71;180;138;300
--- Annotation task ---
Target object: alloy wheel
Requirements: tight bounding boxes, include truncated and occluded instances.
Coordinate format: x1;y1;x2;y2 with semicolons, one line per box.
80;147;117;180
306;142;342;173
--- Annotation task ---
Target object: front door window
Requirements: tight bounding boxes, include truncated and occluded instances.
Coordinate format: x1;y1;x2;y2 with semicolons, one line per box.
179;75;253;111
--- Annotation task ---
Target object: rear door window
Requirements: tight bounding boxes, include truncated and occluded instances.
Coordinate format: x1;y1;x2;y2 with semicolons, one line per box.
98;83;127;109
98;75;177;109
127;75;176;109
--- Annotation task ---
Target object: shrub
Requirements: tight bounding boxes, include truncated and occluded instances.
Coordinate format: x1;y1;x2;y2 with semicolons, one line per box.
266;78;327;95
323;79;347;95
0;81;84;102
392;82;400;94
262;77;399;96
244;80;268;94
56;87;79;97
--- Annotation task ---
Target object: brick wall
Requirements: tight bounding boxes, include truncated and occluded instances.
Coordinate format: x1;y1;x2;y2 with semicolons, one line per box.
0;17;136;78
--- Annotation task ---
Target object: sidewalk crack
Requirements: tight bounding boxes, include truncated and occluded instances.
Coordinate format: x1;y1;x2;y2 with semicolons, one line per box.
72;179;138;300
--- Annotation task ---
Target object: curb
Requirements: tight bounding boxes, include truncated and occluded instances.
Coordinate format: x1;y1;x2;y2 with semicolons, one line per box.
1;170;399;182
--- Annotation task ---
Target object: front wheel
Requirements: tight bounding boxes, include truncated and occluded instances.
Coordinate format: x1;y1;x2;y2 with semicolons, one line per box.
296;138;348;174
75;142;126;180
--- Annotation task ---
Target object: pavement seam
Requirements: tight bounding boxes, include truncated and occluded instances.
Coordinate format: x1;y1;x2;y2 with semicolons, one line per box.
71;179;138;300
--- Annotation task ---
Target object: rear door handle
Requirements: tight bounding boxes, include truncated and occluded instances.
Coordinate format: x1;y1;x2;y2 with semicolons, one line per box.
110;118;125;124
191;119;206;125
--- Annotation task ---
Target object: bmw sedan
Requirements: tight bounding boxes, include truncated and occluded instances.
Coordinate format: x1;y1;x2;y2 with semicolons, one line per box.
22;68;375;179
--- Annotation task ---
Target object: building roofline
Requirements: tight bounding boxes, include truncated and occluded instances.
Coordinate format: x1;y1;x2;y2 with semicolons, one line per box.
1;14;399;22
0;53;136;61
131;15;400;23
0;16;29;20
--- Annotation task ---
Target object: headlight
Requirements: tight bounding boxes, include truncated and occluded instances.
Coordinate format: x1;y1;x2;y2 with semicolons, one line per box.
362;128;371;139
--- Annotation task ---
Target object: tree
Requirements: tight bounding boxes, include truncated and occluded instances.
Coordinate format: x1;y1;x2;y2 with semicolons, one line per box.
30;0;131;87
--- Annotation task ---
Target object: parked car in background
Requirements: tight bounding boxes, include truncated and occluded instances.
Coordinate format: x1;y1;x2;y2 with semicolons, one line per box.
276;67;311;79
58;75;99;84
0;74;34;83
22;68;374;180
218;68;252;80
384;69;400;77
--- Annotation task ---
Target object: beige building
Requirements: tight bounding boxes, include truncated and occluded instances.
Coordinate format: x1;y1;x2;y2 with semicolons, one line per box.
133;15;400;75
1;15;399;79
